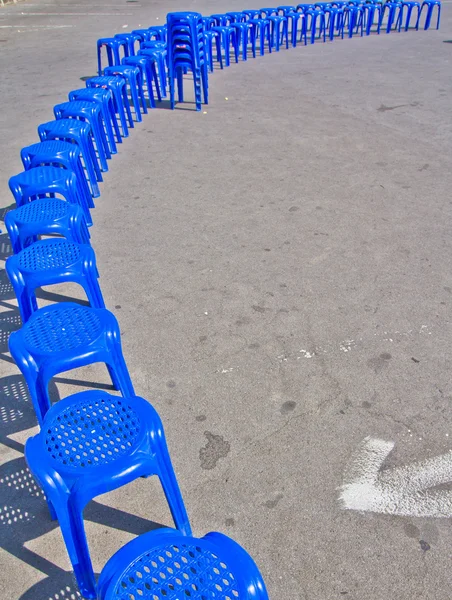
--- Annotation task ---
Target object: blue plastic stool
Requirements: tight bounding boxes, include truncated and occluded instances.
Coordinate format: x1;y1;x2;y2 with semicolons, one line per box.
361;2;382;34
277;5;297;15
68;88;122;155
138;46;168;98
381;1;402;32
97;37;129;75
212;25;239;65
6;238;104;322
115;32;141;56
131;28;153;42
122;55;160;107
147;25;167;41
5;198;90;254
419;0;440;29
9;166;93;226
53;101;110;171
38;119;102;198
268;14;289;49
248;18;272;55
230;21;256;60
8;303;134;425
98;528;269;600
286;10;307;45
25;391;192;599
397;1;421;30
86;75;133;137
305;7;327;42
204;29;225;70
242;9;261;20
103;65;146;122
260;7;279;17
210;13;228;25
225;10;247;23
21;140;94;211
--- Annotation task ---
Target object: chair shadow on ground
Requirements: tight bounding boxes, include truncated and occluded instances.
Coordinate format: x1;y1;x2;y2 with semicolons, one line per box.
1;455;164;600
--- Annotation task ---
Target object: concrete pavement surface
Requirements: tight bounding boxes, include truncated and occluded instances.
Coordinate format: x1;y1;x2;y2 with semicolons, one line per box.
1;0;452;598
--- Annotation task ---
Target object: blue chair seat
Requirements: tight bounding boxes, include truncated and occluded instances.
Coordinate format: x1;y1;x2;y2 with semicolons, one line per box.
9;165;93;226
8;303;134;425
103;65;147;122
97;528;269;600
5;198;90;254
38;119;102;198
25;391;192;599
21;140;94;211
6;238;104;322
53;101;110;172
86;75;133;137
68;88;122;155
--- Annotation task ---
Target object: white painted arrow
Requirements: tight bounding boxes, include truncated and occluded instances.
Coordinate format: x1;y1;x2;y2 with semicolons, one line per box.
339;437;452;518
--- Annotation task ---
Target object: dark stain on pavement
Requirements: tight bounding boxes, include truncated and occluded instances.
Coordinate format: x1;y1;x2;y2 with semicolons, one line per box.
225;518;235;527
367;353;391;373
166;380;176;388
252;305;266;313
280;401;296;415
404;523;420;539
264;493;284;509
195;415;206;422
419;540;431;552
199;432;230;470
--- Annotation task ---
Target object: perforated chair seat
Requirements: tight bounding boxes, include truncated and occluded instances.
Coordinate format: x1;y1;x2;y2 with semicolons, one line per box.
8;303;134;424
97;528;269;600
5;198;90;254
26;391;191;599
6;238;104;322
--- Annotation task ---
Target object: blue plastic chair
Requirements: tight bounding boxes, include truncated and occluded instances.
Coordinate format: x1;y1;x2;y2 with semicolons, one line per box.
248;18;272;55
53;101;110;172
21;140;94;211
122;55;161;107
8;303;134;425
268;14;289;49
6;238;104;322
397;1;421;30
212;25;239;65
86;75;133;137
25;390;192;599
114;32;141;56
103;65;147;122
229;21;256;60
98;528;269;600
131;28;153;42
68;88;122;155
5;198;90;254
97;37;129;75
147;25;167;41
38;119;102;198
138;46;168;98
419;0;440;29
204;29;225;69
9;165;93;226
286;10;308;45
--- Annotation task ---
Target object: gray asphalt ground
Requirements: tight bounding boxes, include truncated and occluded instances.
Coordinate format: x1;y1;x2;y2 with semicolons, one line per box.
1;0;452;598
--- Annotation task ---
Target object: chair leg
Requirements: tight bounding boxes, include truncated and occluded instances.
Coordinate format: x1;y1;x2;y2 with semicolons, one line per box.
154;431;192;536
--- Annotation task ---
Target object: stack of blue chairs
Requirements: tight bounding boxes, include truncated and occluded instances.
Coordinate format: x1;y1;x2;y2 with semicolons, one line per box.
167;12;209;112
4;20;269;600
3;1;442;596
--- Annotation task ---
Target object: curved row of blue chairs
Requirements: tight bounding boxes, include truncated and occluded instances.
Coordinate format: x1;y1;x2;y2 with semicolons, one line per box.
3;2;441;597
96;1;441;110
4;13;271;600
